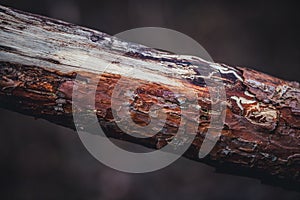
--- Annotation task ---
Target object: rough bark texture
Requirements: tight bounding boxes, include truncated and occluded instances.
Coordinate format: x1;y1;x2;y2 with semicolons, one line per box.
0;5;299;190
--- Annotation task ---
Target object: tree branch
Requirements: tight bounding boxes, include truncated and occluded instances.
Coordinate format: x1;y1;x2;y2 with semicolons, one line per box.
0;5;299;190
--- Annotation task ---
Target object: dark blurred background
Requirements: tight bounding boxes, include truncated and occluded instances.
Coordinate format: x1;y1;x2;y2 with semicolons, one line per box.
0;0;299;199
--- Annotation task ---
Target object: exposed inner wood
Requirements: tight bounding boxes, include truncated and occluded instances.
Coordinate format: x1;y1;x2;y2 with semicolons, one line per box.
0;5;299;189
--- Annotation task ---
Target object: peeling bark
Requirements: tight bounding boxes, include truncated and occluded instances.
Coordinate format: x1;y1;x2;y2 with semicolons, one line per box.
0;5;299;190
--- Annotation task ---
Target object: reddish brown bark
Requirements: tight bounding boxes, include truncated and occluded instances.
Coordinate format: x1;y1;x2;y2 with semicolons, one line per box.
0;5;299;190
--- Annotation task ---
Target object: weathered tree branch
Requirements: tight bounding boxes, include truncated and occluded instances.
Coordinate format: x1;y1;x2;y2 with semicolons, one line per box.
0;5;299;190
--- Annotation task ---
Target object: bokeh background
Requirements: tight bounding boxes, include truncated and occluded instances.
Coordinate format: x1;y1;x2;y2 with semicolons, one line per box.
0;0;299;199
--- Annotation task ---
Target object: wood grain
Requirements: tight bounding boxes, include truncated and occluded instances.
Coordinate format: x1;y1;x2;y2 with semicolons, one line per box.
0;5;299;190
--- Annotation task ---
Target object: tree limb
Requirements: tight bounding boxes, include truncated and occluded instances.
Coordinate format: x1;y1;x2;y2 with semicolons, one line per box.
0;5;299;190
